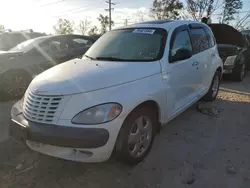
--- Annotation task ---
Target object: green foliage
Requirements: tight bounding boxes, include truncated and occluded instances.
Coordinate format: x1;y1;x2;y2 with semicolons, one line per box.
150;0;184;20
53;19;74;34
221;0;243;24
97;14;114;34
0;24;5;33
88;26;99;36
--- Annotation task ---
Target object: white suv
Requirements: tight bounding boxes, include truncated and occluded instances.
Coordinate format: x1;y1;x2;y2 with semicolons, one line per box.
10;20;223;164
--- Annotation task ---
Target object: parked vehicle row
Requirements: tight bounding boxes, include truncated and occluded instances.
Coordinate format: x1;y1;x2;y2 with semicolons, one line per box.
0;30;46;51
10;20;223;164
209;24;248;81
0;34;95;99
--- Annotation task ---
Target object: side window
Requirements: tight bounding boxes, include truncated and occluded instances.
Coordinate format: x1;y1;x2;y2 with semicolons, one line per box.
170;30;192;58
40;39;69;54
72;38;93;48
204;27;215;47
190;28;210;54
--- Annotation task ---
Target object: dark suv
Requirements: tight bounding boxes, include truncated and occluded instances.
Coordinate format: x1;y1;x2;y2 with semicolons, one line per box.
208;24;248;82
0;30;46;51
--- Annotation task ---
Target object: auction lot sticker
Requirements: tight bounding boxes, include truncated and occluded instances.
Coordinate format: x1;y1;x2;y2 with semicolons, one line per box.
133;29;155;34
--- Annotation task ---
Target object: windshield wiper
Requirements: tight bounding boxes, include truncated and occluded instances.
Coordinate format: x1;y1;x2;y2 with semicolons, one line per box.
95;56;126;61
84;55;96;60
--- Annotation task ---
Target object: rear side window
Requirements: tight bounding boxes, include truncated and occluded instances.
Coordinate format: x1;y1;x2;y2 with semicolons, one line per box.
170;30;192;57
204;27;216;47
72;38;93;48
190;28;210;54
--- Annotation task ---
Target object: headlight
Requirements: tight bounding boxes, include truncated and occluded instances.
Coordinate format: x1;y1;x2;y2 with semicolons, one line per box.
72;103;122;124
224;55;237;66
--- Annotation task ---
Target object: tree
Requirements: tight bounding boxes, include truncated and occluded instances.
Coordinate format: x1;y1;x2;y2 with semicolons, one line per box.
77;18;91;35
0;24;5;34
88;26;98;36
150;0;184;20
186;0;216;21
53;19;74;34
97;14;114;34
221;0;243;24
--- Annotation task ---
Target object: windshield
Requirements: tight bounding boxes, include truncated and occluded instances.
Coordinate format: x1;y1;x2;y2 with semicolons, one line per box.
84;28;167;61
9;37;47;52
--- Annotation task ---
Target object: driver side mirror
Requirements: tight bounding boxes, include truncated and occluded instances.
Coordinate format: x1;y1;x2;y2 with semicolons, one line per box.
170;48;192;63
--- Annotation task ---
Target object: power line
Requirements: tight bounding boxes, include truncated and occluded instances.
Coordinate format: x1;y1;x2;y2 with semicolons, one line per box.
40;0;65;7
51;7;90;18
212;10;250;16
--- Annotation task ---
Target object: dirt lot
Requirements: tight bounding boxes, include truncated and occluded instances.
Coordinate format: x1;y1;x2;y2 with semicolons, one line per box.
0;75;250;188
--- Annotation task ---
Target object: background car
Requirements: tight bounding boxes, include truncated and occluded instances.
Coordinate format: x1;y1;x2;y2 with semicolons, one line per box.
241;30;250;69
0;34;96;100
208;24;248;81
0;30;46;51
241;29;250;36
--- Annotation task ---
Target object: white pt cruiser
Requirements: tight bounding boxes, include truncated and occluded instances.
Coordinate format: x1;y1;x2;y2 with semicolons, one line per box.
10;20;223;164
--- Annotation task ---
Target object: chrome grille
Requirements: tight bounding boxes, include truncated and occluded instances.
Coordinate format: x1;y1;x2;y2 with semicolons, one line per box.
23;92;63;124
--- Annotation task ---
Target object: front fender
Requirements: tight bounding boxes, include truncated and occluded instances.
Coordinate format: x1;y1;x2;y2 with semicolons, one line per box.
59;74;168;125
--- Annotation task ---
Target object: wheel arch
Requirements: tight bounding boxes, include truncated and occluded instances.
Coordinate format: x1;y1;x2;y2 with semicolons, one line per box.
124;100;162;132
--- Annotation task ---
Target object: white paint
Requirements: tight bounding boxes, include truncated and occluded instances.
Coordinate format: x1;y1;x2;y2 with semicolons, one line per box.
22;20;223;162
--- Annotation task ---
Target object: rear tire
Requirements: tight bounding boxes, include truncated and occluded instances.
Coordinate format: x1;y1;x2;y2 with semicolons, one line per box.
202;70;221;102
232;63;246;82
115;107;157;165
0;70;32;100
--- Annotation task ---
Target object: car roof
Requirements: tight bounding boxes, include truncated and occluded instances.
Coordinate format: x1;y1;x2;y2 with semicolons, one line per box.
115;20;204;31
49;34;96;41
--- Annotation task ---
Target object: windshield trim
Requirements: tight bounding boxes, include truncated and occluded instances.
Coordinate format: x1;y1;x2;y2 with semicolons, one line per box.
85;27;168;62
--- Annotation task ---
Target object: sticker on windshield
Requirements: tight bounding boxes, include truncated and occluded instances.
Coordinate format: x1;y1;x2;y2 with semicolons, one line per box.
133;29;155;34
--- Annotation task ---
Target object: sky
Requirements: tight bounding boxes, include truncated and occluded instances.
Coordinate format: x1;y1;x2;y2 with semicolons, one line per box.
0;0;249;34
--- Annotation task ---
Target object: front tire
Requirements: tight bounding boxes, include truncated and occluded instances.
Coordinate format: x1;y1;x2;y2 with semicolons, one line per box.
115;107;157;165
0;70;32;100
232;63;246;82
202;70;221;102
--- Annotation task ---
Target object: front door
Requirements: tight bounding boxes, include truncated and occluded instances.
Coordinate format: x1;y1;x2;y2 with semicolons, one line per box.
166;27;200;116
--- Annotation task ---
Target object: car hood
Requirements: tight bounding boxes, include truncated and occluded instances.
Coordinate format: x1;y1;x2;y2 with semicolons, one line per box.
28;59;161;95
208;24;244;47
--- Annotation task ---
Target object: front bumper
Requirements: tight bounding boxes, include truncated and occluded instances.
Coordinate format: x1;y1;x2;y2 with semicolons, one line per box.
9;101;115;162
222;65;234;74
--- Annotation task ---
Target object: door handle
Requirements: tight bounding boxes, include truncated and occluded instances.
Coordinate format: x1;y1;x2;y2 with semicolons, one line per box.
192;61;199;66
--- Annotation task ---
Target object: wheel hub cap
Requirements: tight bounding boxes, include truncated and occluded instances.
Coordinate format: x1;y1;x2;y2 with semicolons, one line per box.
211;75;219;98
241;64;245;79
3;75;28;97
128;116;153;158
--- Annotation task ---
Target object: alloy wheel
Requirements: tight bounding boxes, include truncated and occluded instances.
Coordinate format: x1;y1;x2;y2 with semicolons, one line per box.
211;75;219;98
128;116;153;158
3;74;28;97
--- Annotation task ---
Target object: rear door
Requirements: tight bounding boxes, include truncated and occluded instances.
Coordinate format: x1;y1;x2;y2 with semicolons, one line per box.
189;25;211;95
166;25;200;114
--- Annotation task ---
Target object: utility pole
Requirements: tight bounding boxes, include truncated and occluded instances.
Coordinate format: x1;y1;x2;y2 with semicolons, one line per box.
106;0;115;31
124;19;128;26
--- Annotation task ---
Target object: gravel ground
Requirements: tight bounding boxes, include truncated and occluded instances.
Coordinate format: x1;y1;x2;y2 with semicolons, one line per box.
0;75;250;188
